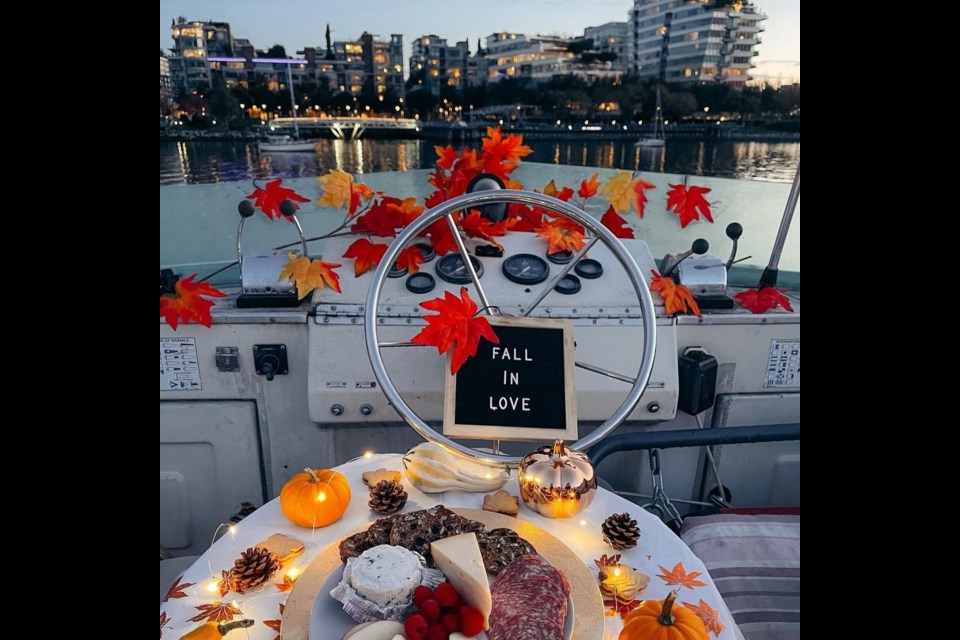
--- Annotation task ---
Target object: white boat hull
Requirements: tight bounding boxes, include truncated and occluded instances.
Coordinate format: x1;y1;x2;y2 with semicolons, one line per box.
259;141;317;152
635;138;665;148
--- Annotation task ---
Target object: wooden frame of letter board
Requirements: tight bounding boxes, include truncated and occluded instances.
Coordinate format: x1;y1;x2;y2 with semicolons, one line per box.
443;316;578;441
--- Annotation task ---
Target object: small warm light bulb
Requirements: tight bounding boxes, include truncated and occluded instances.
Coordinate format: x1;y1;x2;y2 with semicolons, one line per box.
363;451;374;459
613;567;622;577
579;519;587;526
206;580;218;592
317;491;327;502
485;473;492;479
286;566;300;579
228;525;237;536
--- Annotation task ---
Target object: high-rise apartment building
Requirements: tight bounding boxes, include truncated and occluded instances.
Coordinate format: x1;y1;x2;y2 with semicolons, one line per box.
167;17;234;95
628;0;766;86
410;36;470;95
583;22;629;71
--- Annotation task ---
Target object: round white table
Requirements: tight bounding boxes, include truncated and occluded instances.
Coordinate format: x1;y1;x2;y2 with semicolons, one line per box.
160;453;741;640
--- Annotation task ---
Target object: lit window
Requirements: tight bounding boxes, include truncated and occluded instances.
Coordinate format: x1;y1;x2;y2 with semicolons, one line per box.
431;69;439;77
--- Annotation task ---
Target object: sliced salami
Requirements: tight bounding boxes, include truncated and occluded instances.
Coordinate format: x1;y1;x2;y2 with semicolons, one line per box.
488;555;570;640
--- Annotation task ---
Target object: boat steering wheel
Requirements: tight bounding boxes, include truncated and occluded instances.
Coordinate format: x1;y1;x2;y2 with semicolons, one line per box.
364;190;657;467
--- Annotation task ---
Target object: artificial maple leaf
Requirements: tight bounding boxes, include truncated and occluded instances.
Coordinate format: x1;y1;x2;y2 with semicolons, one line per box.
603;597;643;619
506;178;525;190
601;171;655;218
684;599;726;636
218;569;231;597
396;245;425;273
508;204;545;232
387;197;424;226
435;144;459;170
461;210;516;249
422;213;461;256
274;574;297;592
342;238;388;277
734;287;795;314
594;553;622;570
536;218;586;254
543;179;575;202
578;173;601;199
482;126;532;177
279;254;342;299
159;611;171;639
349;182;375;216
454;147;485;175
352;197;403;237
317;170;353;211
666;183;713;228
163;575;194;601
263;603;285;640
189;601;243;623
650;271;701;317
657;562;707;590
160;274;227;330
247;178;310;220
601;206;635;239
411;287;499;374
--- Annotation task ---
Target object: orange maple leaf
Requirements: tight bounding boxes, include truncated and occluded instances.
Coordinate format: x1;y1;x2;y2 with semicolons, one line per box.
603;597;643;619
684;599;726;636
657;562;707;589
274;574;297;592
247;178;310;220
342;238;388;277
435;144;458;170
578;173;601;199
279;254;342;299
601;171;655;218
317;170;354;210
160;275;227;330
349;182;375;216
396;245;425;273
601;206;635;239
666;183;713;228
461;210;516;249
263;603;285;640
734;287;794;314
455;147;485;174
536;218;586;254
411;287;499;374
482;126;533;168
650;271;701;317
543;179;575;202
387;197;425;226
163;575;194;601
189;601;243;623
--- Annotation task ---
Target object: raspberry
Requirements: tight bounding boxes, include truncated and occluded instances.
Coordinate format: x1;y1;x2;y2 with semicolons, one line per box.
459;605;484;637
404;613;429;640
426;622;449;640
434;582;460;608
440;612;460;633
419;598;441;622
413;585;434;607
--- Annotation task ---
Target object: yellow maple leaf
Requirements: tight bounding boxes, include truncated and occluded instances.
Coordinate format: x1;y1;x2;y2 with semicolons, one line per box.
601;171;656;217
650;271;701;317
316;170;353;210
279;253;342;300
543;179;560;197
536;218;586;254
387;197;424;225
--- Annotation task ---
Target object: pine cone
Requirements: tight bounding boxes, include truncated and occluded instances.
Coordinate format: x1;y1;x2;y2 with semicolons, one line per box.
369;479;408;514
227;546;279;593
601;512;641;550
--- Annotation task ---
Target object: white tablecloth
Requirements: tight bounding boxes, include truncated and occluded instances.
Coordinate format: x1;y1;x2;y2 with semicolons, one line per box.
160;453;741;640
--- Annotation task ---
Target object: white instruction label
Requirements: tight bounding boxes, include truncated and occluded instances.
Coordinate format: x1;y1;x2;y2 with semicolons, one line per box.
764;339;800;388
160;337;202;391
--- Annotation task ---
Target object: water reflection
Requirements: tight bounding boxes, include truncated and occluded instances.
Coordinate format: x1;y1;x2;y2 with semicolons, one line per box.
160;138;799;185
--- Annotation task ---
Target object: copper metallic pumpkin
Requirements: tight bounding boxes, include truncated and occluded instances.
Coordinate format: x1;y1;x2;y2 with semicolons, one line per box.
518;439;596;518
280;467;351;528
619;591;709;640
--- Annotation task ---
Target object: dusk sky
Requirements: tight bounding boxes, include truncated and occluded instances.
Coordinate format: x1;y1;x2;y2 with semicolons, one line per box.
159;0;800;85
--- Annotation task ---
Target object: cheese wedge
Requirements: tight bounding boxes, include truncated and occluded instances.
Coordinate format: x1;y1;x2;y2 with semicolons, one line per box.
430;533;492;630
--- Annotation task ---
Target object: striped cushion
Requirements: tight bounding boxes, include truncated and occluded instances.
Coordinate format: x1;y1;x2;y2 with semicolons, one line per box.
680;514;800;640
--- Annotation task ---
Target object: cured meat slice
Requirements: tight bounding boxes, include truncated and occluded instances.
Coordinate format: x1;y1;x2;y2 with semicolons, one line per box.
488;555;570;640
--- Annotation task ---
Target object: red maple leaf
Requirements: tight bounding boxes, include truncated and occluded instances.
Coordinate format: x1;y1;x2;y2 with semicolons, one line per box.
247;179;310;220
657;562;707;590
578;173;601;199
603;597;643;619
411;287;499;374
460;210;515;249
159;611;171;638
189;601;243;623
434;144;459;170
421;213;461;256
601;206;635;239
508;204;545;232
160;274;227;330
396;245;425;273
163;575;194;601
684;599;726;636
734;287;795;314
263;603;285;640
666;183;713;228
352;196;404;237
342;238;389;277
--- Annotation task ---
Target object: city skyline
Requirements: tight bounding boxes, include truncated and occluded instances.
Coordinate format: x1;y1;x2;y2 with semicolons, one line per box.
158;0;800;85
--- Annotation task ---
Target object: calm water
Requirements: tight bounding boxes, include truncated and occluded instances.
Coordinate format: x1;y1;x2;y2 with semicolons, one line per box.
160;138;799;186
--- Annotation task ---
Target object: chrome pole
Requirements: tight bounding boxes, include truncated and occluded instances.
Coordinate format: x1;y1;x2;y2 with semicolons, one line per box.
759;160;800;288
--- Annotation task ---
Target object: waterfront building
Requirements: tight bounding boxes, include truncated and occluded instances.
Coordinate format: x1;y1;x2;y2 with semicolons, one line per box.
628;0;766;86
583;22;629;72
410;36;470;95
331;33;405;96
160;54;173;112
483;32;621;85
167;17;234;95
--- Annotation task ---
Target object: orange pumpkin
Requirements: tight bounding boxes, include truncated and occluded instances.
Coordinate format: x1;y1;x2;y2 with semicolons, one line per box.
619;591;708;640
280;467;351;527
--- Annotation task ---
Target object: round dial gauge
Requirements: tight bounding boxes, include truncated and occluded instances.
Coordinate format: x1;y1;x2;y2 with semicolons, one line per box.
413;242;436;263
406;272;436;294
502;253;549;285
435;254;484;284
574;258;603;279
554;274;582;295
547;250;574;265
